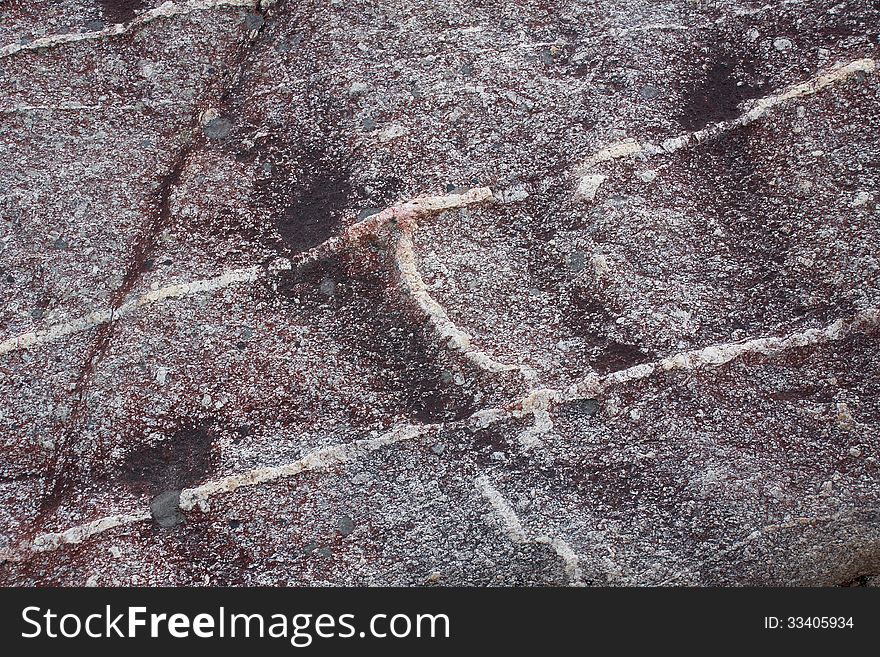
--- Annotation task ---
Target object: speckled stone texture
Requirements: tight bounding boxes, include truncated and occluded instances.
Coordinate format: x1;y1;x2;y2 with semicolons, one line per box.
1;0;879;586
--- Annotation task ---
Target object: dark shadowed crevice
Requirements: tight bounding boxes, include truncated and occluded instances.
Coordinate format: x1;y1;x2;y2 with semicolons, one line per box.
560;285;653;374
118;418;218;495
277;159;351;252
96;0;146;24
838;574;876;586
677;51;766;131
252;143;353;255
275;251;479;423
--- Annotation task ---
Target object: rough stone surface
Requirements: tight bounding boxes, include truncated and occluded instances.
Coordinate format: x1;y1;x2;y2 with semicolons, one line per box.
1;0;880;586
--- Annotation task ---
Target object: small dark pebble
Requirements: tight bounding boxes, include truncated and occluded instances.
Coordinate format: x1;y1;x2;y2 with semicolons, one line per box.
640;84;659;100
244;13;265;31
203;117;232;140
567;251;586;273
572;398;600;416
150;490;183;528
337;514;355;537
53;238;68;250
83;20;105;32
228;519;242;529
319;277;336;297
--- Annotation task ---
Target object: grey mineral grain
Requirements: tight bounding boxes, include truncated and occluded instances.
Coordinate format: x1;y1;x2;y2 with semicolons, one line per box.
150;490;183;528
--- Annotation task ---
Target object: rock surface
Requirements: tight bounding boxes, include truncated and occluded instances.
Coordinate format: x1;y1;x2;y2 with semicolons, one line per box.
1;0;879;585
